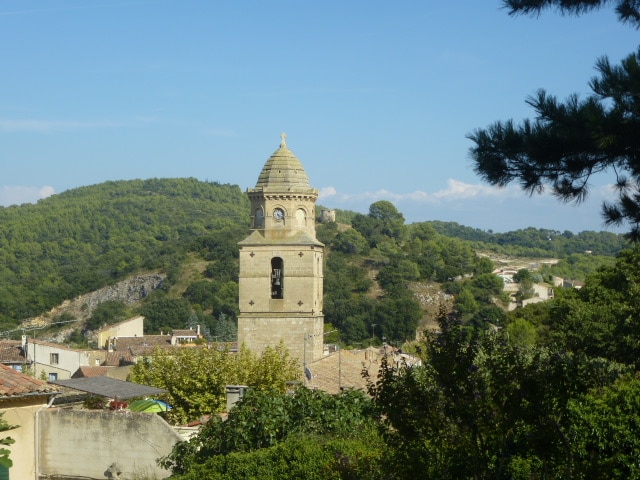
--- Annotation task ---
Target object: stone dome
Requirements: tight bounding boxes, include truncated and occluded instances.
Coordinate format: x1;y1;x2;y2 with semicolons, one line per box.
254;133;311;190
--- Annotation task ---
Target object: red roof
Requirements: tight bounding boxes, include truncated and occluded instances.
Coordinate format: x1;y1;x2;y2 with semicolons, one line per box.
0;363;59;398
104;351;134;366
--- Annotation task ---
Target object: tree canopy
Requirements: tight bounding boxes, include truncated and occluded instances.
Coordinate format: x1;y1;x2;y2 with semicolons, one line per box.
129;342;299;424
468;0;640;240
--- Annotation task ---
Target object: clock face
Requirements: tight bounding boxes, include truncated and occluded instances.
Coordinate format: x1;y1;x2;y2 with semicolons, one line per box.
273;208;285;221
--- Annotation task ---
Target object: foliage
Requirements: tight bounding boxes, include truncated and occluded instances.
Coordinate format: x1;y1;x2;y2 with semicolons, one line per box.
569;374;640;479
351;200;406;247
170;434;384;480
161;386;378;477
85;300;131;332
139;298;193;333
322;252;376;345
540;252;617;282
0;413;16;468
367;309;633;479
128;342;299;424
501;0;640;28
211;313;237;342
469;2;640;239
332;228;370;255
507;244;640;366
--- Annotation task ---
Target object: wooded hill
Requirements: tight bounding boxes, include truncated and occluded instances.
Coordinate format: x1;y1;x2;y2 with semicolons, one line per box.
0;178;629;346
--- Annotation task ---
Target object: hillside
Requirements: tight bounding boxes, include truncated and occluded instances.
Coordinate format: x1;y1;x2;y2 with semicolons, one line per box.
0;178;249;332
1;179;630;347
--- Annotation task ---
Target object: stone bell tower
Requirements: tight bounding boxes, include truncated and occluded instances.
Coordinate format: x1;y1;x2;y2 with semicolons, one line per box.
237;134;324;364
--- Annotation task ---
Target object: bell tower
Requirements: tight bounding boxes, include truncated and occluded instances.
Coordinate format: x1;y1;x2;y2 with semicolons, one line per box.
237;134;324;364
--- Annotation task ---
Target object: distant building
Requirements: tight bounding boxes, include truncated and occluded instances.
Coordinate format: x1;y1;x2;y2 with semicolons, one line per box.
98;315;145;350
23;338;102;381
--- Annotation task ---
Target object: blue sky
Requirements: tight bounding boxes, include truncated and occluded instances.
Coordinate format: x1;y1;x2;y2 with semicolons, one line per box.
1;1;637;233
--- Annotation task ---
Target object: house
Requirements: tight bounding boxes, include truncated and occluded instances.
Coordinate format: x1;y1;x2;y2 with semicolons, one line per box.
169;326;203;345
108;327;204;360
0;340;28;372
98;315;145;350
22;338;102;381
0;363;59;480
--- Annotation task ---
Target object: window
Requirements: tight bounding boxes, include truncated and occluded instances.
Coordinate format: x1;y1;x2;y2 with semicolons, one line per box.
271;257;284;299
296;208;307;227
50;353;59;365
254;208;264;228
48;372;58;382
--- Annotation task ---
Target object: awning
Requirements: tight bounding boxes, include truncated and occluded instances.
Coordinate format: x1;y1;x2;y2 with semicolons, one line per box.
50;377;166;400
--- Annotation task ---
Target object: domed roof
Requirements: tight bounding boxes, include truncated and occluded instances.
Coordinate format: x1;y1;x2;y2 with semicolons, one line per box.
254;133;312;189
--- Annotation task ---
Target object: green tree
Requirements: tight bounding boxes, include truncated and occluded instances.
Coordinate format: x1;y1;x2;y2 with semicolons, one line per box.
468;1;640;239
139;297;192;333
351;200;406;247
129;343;300;424
332;228;369;255
212;313;237;342
368;310;632;479
506;318;538;347
84;300;130;331
453;288;479;321
161;386;379;477
569;375;640;479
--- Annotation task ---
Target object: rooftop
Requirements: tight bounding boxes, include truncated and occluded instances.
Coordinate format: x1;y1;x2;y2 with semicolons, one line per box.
50;376;166;400
250;133;315;192
0;363;59;399
0;340;25;364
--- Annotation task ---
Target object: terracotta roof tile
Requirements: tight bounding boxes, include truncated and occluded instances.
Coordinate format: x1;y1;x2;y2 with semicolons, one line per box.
104;351;134;366
0;341;25;363
0;363;59;398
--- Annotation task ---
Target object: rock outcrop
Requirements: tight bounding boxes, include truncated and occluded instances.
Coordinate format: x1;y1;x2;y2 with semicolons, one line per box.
22;273;166;330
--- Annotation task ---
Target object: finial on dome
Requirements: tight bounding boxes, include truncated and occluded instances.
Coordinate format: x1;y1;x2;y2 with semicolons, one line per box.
280;132;287;148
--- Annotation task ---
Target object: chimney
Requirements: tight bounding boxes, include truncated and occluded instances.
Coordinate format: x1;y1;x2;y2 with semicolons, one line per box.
197;324;201;336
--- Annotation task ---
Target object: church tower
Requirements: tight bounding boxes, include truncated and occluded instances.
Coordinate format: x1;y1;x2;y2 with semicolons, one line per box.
237;134;324;364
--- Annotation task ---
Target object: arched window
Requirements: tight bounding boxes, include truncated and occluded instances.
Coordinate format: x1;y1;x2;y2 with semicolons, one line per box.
254;207;265;228
271;257;284;299
296;208;307;227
